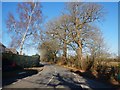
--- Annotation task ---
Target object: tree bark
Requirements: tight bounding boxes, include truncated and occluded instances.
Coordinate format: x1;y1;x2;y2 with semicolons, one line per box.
77;40;83;69
19;31;27;55
19;3;36;55
63;41;67;64
63;27;67;64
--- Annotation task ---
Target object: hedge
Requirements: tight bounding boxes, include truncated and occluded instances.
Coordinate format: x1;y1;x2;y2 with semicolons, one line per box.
2;53;40;68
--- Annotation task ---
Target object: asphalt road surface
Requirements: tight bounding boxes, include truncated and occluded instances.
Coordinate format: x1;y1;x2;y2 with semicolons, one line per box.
3;63;115;90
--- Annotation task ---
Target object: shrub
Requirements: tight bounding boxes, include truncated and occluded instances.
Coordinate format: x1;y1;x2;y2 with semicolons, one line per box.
116;64;120;83
92;60;120;83
2;53;40;69
80;56;94;71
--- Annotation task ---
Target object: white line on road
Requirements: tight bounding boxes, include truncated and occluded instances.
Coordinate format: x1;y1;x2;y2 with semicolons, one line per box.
12;82;16;85
17;79;21;82
12;79;21;85
45;66;57;86
24;76;31;79
72;73;90;89
72;73;77;76
80;84;90;89
72;73;80;82
45;75;54;86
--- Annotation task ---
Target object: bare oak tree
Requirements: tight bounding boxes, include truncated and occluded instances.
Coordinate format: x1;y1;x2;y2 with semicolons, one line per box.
64;2;104;69
6;2;42;55
46;15;73;64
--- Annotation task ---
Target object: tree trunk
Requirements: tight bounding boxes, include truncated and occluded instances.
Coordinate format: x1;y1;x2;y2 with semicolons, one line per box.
77;40;83;69
53;52;57;63
63;28;67;64
19;31;27;55
63;42;67;64
19;3;36;55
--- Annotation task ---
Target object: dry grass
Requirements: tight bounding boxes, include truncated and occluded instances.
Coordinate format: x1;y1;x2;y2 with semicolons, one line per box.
24;67;44;72
107;62;120;66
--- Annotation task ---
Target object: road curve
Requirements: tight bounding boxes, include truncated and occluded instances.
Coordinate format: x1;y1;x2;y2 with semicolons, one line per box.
3;63;115;90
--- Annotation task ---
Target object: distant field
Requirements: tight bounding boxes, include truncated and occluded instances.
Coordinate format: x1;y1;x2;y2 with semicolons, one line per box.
108;62;120;66
101;61;120;67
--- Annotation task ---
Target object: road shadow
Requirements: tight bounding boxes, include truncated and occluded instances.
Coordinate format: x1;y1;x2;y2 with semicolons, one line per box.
47;73;83;90
2;69;38;87
70;70;119;90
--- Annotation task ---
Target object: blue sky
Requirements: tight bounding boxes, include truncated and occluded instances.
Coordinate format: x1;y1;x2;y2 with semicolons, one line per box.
1;2;118;55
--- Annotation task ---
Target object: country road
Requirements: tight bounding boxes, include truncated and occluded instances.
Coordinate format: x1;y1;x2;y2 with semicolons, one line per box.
3;63;116;90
